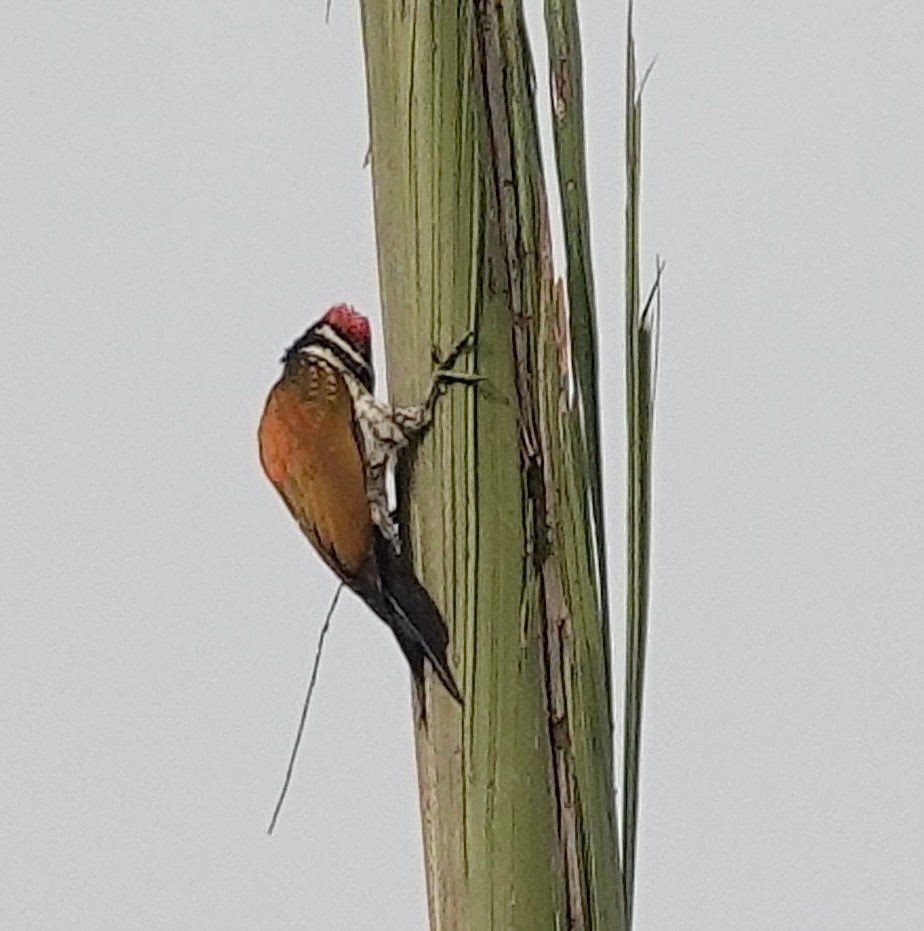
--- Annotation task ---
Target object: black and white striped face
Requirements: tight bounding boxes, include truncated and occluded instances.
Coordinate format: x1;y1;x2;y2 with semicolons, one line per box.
284;304;374;392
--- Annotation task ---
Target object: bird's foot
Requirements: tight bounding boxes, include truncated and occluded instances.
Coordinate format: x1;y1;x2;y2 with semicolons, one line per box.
429;331;484;399
431;330;476;371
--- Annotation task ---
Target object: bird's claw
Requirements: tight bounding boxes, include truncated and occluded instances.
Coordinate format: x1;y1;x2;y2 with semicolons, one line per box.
431;330;476;372
423;331;483;407
433;370;485;389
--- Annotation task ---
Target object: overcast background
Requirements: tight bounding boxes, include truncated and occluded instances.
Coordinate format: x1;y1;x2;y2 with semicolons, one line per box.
2;2;923;929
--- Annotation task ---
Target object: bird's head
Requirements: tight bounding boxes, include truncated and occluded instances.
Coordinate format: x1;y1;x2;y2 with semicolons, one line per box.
283;304;374;390
318;304;371;358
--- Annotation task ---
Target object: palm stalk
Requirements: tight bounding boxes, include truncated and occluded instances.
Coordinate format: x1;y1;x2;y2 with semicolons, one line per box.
357;3;656;928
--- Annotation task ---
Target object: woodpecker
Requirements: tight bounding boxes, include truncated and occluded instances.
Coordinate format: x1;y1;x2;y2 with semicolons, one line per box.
258;303;473;705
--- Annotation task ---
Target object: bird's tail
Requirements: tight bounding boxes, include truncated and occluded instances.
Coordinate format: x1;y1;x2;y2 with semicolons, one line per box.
371;531;463;706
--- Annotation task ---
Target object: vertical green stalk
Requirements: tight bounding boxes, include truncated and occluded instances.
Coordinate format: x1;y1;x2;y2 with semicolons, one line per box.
357;2;654;928
359;3;562;928
622;4;658;926
544;0;611;655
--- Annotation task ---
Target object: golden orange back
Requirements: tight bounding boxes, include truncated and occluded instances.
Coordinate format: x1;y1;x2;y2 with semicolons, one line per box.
258;360;372;577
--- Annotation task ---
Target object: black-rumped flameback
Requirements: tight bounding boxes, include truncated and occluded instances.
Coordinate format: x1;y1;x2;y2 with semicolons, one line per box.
258;304;464;705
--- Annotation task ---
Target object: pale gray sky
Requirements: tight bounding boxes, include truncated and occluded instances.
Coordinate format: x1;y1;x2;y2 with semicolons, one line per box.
2;2;923;929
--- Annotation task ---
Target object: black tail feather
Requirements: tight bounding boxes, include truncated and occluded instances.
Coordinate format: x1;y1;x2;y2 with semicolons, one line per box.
371;532;463;705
